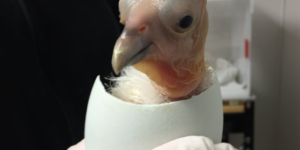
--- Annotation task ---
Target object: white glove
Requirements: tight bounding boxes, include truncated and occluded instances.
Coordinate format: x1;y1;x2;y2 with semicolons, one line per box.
68;136;237;150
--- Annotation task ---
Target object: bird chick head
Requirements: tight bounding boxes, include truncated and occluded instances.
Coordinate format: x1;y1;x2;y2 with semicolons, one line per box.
112;0;209;99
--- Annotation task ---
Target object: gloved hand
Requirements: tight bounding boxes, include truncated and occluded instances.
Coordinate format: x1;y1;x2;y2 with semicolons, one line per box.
67;136;237;150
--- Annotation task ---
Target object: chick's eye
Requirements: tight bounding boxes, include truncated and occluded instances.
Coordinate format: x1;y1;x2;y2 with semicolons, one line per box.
178;16;193;29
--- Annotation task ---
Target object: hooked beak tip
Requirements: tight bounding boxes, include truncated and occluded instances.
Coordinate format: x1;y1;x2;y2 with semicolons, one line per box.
113;69;121;75
111;52;123;75
111;30;151;75
112;65;122;75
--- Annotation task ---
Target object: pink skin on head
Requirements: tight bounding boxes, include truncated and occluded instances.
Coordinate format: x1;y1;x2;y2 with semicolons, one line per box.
113;0;209;99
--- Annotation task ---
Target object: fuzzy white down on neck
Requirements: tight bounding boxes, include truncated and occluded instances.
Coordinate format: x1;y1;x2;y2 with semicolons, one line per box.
108;62;215;104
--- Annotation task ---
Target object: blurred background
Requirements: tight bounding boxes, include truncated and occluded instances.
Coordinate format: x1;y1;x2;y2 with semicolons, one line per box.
205;0;300;150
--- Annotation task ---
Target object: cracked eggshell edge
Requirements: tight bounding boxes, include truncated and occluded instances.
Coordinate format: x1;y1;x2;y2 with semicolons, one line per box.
85;76;223;150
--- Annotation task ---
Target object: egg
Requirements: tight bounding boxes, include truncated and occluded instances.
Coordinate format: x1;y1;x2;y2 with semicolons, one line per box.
85;76;223;150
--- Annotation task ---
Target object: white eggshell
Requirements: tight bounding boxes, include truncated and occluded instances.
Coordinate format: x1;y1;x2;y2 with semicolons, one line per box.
85;76;223;150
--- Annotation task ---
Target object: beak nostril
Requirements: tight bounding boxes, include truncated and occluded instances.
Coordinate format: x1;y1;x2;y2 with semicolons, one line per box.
139;26;146;33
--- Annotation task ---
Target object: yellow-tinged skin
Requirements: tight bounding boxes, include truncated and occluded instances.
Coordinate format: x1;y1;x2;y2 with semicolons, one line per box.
117;0;209;99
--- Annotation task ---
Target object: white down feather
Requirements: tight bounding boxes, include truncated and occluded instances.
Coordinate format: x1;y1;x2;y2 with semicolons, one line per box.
107;62;215;104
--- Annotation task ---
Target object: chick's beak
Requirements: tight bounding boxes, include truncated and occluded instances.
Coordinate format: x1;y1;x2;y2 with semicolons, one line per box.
112;27;151;74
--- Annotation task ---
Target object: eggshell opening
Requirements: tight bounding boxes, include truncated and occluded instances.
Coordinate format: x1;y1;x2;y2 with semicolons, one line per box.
85;76;223;150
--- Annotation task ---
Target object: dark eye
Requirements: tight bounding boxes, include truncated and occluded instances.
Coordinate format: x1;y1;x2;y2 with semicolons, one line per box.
178;16;193;29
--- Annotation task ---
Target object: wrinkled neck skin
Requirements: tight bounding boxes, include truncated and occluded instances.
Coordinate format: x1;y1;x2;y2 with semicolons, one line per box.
134;8;209;99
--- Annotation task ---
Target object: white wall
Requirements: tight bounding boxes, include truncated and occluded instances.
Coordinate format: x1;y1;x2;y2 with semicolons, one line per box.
252;0;300;149
279;0;300;149
251;0;285;150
